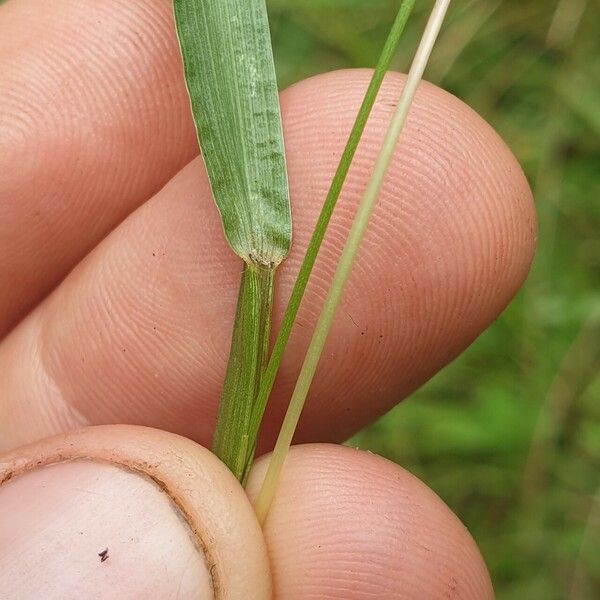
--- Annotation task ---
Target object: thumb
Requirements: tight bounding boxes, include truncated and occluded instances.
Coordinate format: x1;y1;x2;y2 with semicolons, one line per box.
0;425;270;598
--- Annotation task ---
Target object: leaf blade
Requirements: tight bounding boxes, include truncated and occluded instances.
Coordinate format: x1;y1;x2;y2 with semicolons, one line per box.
174;0;291;266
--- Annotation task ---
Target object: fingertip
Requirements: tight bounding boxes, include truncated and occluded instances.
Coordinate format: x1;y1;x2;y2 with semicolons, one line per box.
248;444;494;599
267;69;536;443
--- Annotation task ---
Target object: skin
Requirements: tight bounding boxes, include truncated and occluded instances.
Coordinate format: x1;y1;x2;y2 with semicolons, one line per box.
0;0;536;597
0;426;271;598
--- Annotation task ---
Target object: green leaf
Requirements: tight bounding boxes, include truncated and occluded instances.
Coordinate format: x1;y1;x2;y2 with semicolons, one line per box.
174;0;291;266
174;0;290;482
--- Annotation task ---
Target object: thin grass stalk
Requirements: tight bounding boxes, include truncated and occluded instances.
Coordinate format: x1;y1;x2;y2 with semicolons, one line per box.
245;0;416;468
254;0;453;524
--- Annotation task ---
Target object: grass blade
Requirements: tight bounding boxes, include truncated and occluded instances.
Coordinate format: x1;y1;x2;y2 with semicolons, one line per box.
173;0;291;266
254;0;453;524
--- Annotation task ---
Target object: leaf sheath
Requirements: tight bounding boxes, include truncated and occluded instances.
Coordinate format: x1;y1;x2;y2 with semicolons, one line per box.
212;264;274;482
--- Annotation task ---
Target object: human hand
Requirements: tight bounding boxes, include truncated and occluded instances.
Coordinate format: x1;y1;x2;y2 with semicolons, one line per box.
0;0;535;597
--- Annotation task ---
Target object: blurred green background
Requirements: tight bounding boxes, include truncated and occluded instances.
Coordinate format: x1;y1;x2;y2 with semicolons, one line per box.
268;1;599;598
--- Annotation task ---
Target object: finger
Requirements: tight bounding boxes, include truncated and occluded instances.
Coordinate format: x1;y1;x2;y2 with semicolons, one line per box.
247;443;493;599
0;70;536;452
0;0;195;335
0;426;271;598
0;429;489;599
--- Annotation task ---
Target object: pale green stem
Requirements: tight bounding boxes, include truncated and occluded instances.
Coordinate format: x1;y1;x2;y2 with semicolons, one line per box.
254;0;453;525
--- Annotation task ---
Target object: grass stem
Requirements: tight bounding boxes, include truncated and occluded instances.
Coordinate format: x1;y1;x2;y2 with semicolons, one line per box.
245;0;417;477
254;0;453;525
212;263;274;482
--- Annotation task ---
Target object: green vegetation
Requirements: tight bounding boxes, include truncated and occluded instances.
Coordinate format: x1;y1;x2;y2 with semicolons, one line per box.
267;0;599;597
252;0;417;523
174;0;292;482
